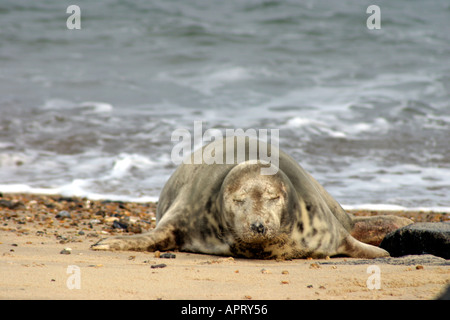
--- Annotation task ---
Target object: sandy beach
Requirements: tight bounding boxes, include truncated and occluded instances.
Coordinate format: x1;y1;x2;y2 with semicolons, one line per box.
1;194;448;300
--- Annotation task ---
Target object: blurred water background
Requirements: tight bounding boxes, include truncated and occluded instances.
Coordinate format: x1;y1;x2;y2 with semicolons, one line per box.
1;0;449;210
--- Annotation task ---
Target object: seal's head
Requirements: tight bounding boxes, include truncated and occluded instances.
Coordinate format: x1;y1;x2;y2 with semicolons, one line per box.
220;161;291;244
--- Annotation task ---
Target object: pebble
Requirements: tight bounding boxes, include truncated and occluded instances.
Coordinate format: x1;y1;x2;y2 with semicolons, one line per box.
309;263;320;269
160;252;176;259
60;248;72;255
0;200;23;209
56;210;71;219
151;263;167;269
260;268;271;274
113;220;128;230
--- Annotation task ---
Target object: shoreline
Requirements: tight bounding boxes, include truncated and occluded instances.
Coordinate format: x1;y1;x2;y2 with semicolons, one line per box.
1;187;450;212
1;193;448;300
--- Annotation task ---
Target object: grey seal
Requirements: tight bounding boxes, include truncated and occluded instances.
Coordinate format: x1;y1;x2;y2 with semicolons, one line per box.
92;137;412;259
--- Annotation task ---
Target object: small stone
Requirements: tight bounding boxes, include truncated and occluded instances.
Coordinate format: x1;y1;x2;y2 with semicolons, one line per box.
0;200;23;209
281;270;289;275
87;264;103;268
56;210;71;219
281;281;289;284
307;285;313;288
113;220;128;230
151;263;167;269
154;250;161;258
416;265;424;270
309;263;320;269
160;252;176;259
261;268;271;274
60;248;72;255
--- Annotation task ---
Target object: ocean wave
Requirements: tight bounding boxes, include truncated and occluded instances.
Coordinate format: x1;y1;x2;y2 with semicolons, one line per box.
283;116;389;138
0;183;158;203
158;65;261;95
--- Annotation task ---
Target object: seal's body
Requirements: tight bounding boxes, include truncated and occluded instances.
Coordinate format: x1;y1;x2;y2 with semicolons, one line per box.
92;137;411;259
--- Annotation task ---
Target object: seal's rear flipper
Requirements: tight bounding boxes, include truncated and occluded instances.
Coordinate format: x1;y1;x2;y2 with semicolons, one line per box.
91;226;177;252
338;234;390;258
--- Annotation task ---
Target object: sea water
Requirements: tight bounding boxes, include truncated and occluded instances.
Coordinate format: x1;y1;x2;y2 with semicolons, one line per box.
0;0;449;210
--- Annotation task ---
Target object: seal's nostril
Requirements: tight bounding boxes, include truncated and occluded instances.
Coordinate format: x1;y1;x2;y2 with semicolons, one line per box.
251;222;266;234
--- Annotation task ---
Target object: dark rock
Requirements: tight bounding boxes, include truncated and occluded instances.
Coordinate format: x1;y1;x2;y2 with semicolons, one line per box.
57;197;76;202
436;285;450;300
113;220;128;230
0;200;24;209
380;222;450;259
160;252;176;259
151;263;167;269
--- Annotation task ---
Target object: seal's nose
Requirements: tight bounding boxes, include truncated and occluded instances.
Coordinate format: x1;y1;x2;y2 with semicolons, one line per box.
251;222;266;235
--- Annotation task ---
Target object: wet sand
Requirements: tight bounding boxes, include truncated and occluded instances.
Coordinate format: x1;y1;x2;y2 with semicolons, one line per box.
1;194;449;300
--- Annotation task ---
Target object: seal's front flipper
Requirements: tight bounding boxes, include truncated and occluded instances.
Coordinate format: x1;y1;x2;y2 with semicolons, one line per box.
91;226;178;252
338;234;390;259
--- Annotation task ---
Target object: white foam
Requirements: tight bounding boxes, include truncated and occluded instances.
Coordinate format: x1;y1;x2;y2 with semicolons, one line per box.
342;204;450;213
0;153;31;167
285;117;316;128
284;117;347;138
207;66;251;83
41;98;76;110
108;153;156;179
0;183;158;203
41;99;113;113
158;65;253;95
78;101;113;113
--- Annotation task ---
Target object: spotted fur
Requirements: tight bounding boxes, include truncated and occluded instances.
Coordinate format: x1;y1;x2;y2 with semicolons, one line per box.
92;137;407;259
